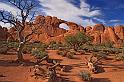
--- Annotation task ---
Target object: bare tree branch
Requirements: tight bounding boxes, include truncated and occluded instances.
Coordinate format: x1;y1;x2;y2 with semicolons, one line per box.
0;0;40;61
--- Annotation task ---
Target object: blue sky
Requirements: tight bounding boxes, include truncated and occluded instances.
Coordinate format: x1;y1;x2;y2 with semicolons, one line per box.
0;0;124;27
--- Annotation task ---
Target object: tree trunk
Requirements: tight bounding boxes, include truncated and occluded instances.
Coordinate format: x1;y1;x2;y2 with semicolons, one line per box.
17;42;24;62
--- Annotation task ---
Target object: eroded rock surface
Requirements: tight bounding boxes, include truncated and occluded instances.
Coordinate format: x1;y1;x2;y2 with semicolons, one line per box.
1;15;123;47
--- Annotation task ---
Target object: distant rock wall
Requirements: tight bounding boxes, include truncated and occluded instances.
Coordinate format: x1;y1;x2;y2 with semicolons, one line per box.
86;24;124;47
1;15;123;47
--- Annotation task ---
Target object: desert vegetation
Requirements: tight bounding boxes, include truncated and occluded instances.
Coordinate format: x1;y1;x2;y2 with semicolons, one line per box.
0;0;124;82
0;31;124;82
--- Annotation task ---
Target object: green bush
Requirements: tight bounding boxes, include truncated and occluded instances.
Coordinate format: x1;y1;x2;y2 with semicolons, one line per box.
0;41;8;54
32;43;48;51
93;51;107;59
100;41;114;48
65;32;93;51
66;51;75;59
31;49;48;59
0;46;8;54
57;50;67;57
48;41;59;50
115;53;124;61
79;71;91;81
114;48;124;61
8;42;19;49
80;45;91;52
22;44;32;54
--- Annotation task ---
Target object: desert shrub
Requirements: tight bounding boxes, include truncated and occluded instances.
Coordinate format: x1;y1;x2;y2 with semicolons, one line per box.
57;42;64;47
0;41;9;54
32;42;48;51
58;47;66;51
77;50;85;54
119;42;124;48
93;51;107;59
122;47;124;54
57;50;67;57
0;41;7;45
65;32;93;51
92;46;100;52
22;44;32;54
31;49;48;59
115;53;124;61
7;42;19;49
85;45;100;52
58;43;68;51
79;71;92;81
80;45;91;52
48;41;60;50
104;48;121;54
66;51;75;59
0;46;8;54
100;41;114;48
114;47;124;61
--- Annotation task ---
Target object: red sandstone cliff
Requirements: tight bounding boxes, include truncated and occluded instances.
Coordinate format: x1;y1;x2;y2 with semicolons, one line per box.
1;15;124;47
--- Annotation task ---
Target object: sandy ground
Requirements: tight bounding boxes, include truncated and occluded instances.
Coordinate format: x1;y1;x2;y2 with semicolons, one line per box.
0;50;124;82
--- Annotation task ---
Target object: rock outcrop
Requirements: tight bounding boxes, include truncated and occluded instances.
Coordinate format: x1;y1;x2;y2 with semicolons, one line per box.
114;25;124;40
33;15;66;37
1;15;124;47
23;16;84;43
84;24;123;47
0;26;9;41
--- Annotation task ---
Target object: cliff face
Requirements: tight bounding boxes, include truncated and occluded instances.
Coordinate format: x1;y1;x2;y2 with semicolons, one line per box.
1;15;124;47
85;24;123;47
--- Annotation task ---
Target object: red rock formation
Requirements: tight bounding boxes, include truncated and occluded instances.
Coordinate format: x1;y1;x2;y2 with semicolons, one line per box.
1;15;123;47
45;22;81;44
85;24;105;44
92;24;105;32
65;22;79;30
114;25;124;41
0;26;9;41
8;27;17;41
101;27;119;43
33;15;66;37
85;24;123;46
23;16;84;44
85;26;92;35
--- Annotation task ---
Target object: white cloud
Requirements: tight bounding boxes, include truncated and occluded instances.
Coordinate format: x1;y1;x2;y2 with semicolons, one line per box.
0;2;20;16
38;0;101;27
109;20;120;23
0;2;20;27
59;23;69;30
93;17;106;24
0;22;11;27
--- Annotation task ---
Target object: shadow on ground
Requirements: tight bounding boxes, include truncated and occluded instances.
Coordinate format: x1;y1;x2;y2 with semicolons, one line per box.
0;59;35;67
91;78;111;82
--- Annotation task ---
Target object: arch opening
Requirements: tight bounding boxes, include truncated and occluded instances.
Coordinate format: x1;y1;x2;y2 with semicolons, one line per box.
59;23;69;30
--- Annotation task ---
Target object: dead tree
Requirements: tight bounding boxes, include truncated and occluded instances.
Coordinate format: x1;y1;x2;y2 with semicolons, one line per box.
85;55;104;73
0;0;42;62
30;65;47;79
47;63;60;82
35;55;49;65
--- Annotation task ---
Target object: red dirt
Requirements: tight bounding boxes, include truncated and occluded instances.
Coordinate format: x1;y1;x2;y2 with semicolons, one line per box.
0;50;124;82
